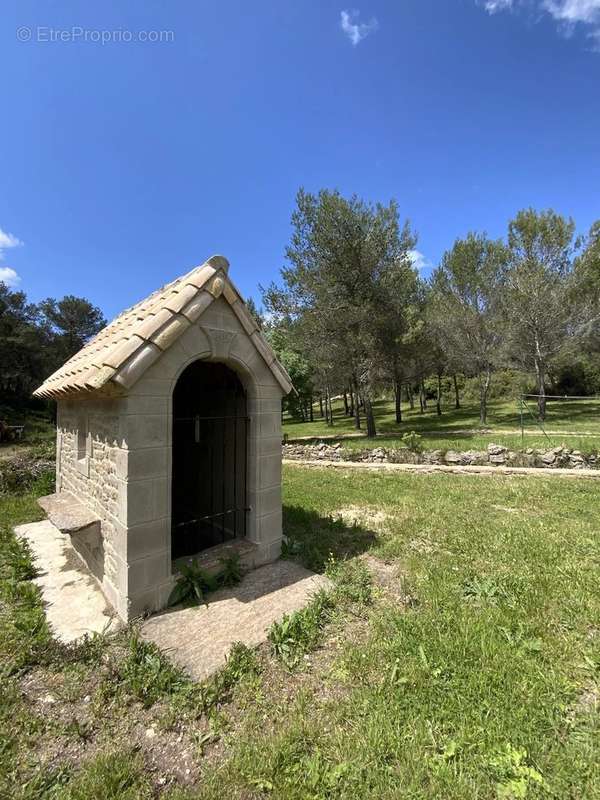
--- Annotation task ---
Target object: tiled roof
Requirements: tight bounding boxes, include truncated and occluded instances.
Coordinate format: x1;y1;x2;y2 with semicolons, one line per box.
33;255;292;399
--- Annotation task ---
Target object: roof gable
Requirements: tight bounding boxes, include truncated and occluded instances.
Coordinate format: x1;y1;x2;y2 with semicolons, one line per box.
33;256;292;399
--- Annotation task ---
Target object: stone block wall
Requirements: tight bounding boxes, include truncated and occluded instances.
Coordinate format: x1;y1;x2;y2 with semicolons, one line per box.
56;295;285;622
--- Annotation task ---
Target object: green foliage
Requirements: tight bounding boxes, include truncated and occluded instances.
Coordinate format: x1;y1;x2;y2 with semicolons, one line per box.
488;744;546;798
400;430;423;453
168;561;220;607
169;553;244;607
54;751;153;800
111;630;188;707
327;556;373;606
268;590;334;668
0;452;54;496
218;552;243;587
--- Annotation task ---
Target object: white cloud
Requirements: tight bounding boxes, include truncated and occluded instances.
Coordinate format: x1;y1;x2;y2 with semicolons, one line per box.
0;267;21;288
340;9;379;46
479;0;600;43
409;250;432;272
0;227;23;260
543;0;600;25
483;0;514;12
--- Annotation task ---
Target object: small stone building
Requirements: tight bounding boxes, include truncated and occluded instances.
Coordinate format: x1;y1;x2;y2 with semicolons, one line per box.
34;256;292;621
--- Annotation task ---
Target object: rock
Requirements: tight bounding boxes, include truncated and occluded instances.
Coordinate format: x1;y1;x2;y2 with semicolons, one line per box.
444;450;461;464
489;454;506;464
541;452;556;465
487;443;507;456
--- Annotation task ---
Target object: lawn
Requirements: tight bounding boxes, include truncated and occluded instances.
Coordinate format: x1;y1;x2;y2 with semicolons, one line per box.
284;397;600;453
2;464;600;798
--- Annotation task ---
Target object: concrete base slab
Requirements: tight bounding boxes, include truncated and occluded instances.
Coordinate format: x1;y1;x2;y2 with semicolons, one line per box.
14;520;118;643
141;560;331;681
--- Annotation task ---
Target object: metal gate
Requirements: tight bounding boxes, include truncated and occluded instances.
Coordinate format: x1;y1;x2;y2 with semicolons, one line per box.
171;362;248;560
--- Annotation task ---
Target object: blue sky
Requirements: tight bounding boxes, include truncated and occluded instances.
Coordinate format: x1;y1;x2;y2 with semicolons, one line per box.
1;0;599;320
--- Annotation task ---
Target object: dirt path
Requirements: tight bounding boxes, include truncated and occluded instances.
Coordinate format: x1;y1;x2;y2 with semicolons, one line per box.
283;459;600;479
287;428;600;442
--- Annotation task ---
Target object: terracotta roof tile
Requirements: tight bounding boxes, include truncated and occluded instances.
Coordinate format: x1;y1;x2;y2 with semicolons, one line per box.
33;255;293;398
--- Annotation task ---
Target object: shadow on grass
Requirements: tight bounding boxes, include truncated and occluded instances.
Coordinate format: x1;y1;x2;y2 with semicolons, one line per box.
282;504;378;573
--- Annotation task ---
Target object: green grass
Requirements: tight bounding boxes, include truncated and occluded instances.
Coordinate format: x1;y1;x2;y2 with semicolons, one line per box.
3;465;600;797
284;396;600;452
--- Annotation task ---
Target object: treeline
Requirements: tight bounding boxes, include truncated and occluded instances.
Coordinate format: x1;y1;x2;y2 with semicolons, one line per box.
0;283;105;407
262;189;600;435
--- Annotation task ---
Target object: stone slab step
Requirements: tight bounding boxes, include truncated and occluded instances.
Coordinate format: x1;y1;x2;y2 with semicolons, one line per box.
142;560;331;681
38;492;101;536
14;520;118;643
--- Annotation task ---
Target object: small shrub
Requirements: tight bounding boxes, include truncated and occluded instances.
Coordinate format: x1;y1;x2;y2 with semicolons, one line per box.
400;431;423;453
0;454;54;495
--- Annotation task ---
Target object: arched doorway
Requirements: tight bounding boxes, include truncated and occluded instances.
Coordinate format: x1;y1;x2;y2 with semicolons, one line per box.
171;361;248;561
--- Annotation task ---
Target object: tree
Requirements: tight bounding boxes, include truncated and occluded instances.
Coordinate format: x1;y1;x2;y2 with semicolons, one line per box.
39;295;106;364
431;233;507;424
0;282;48;400
501;209;577;420
265;188;416;438
572;220;600;351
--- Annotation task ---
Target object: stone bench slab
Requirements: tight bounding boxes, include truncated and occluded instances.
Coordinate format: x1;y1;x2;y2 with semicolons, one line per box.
142;560;331;681
38;492;101;535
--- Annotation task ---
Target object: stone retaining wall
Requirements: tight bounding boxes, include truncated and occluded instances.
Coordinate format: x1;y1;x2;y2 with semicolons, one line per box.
282;442;599;470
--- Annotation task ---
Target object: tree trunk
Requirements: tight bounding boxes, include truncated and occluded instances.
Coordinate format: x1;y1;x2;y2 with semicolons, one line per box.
418;382;425;413
421;380;427;409
453;374;460;409
364;394;377;438
535;361;546;421
352;377;361;430
309;394;314;423
329;387;335;427
348;388;354;418
408;384;415;410
393;378;402;423
436;373;442;416
343;391;349;416
319;396;324;418
479;369;491;425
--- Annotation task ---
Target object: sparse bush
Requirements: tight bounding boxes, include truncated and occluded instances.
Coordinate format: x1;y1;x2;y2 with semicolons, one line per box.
400;431;423;453
0;452;54;495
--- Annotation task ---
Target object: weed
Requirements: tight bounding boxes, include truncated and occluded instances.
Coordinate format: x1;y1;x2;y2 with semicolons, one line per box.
169;553;243;607
114;630;187;707
169;561;220;607
54;751;153;799
488;743;547;798
400;430;424;453
327;556;373;606
218;552;243;587
268;590;333;668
